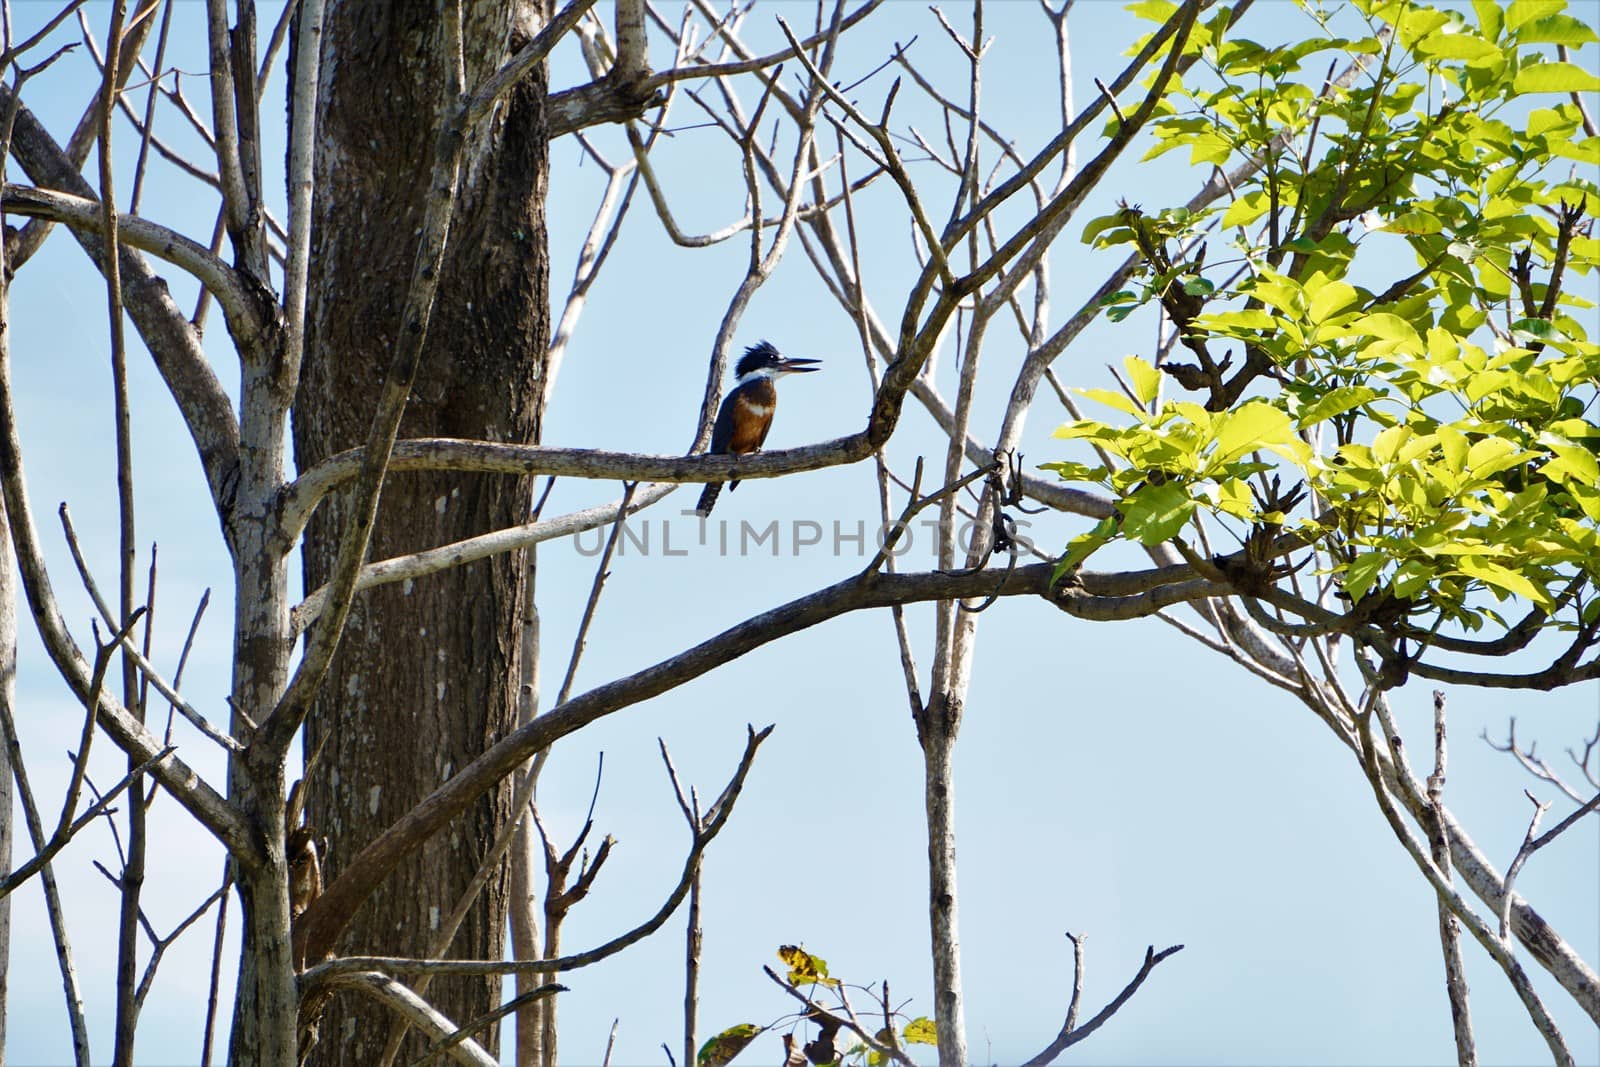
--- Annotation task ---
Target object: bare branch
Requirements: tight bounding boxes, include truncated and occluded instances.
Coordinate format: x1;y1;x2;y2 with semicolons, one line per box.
409;984;565;1067
279;0;326;399
0;736;173;895
1023;943;1184;1066
316;971;497;1067
0;678;93;1065
0;331;255;863
0;90;244;514
642;0;885;91
294;558;1224;962
289;484;670;636
303;724;774;981
469;0;602;127
1353;704;1575;1066
1425;691;1475;1065
1495;789;1552;942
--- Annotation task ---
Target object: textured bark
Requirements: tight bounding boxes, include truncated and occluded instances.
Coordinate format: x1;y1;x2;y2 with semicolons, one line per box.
916;694;968;1067
292;4;548;1062
0;497;13;1067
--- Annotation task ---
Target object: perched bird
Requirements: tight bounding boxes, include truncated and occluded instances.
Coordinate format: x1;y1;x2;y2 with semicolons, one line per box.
696;341;820;515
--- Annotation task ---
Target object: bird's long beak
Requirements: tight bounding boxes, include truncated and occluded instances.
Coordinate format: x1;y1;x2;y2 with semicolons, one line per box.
776;357;822;374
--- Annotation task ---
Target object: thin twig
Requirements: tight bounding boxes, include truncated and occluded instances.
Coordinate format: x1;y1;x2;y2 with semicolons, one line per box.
1021;944;1185;1066
59;505;240;751
198;860;232;1067
556;482;638;706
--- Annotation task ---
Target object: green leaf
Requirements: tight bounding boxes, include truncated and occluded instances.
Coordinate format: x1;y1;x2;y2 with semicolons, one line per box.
1055;516;1118;580
1437;424;1469;474
1349;313;1422;347
1195;308;1277;332
1083;214;1130;246
1125;0;1177;21
1472;0;1503;40
1505;0;1559;32
1517;13;1600;44
1379;208;1443;235
1124;354;1162;406
1039;460;1109;483
1466;436;1523;478
1456;556;1551;607
1343;552;1385;602
1539;434;1600;486
1181;276;1217;296
1509;317;1568;345
903;1018;939;1046
1222;190;1271;229
1552;135;1600;165
1393;559;1434;599
1308;280;1360;324
1416;33;1501;61
698;1024;761;1067
1213;401;1293;463
1514;62;1600;95
1296;385;1378;427
1074;387;1147;418
1120;481;1196;544
1373;424;1412;465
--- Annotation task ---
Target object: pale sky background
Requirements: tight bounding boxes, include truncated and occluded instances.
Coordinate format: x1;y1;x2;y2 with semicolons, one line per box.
3;1;1598;1065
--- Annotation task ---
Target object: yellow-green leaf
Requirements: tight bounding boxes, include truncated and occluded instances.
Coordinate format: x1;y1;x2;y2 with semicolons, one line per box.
1350;313;1422;346
1055;516;1118;580
1505;0;1561;33
1308;280;1360;324
1437;425;1469;474
1417;32;1501;61
1124;355;1162;406
1222;190;1271;229
777;945;836;987
903;1017;939;1046
698;1024;760;1067
1466;436;1523;478
1120;482;1196;544
1126;0;1177;21
1297;385;1377;427
1343;552;1385;601
1514;61;1600;95
1074;387;1147;419
1373;424;1412;465
1518;12;1600;45
1456;556;1551;607
1214;401;1293;463
1195;309;1277;332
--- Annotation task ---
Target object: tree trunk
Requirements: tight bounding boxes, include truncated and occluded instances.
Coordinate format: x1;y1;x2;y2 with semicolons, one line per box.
292;4;549;1062
0;499;14;1067
917;693;968;1067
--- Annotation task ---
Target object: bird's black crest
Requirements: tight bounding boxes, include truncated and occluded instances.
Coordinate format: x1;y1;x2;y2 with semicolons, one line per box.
735;340;781;378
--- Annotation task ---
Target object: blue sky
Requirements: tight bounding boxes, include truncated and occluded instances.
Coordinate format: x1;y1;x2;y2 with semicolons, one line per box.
3;1;1598;1064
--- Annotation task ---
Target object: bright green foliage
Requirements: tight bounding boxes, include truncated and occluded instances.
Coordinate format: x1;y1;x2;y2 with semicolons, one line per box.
1057;0;1600;644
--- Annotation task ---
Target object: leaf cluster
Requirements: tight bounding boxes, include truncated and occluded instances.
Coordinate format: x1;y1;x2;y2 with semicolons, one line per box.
1052;0;1600;656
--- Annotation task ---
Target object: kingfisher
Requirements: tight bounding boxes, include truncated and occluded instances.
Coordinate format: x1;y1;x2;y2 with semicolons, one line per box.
695;341;820;515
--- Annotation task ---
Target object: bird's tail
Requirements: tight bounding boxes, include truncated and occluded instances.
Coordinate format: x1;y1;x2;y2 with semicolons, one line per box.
696;482;724;516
